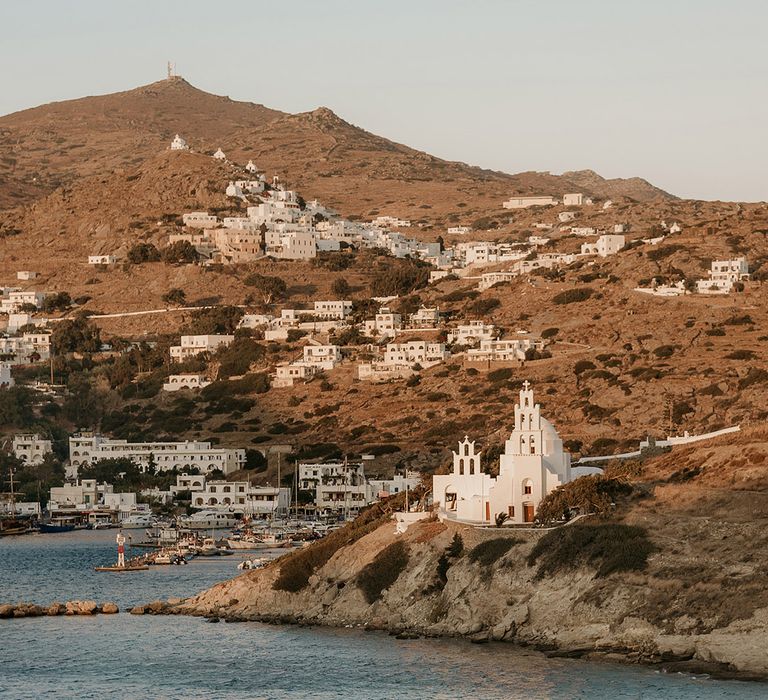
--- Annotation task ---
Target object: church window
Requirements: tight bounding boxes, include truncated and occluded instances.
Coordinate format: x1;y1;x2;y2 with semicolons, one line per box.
464;443;469;456
519;436;526;453
508;506;514;517
523;480;533;495
459;458;465;475
530;437;536;455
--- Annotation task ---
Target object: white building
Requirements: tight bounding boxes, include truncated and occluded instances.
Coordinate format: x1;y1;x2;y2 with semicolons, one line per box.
48;479;138;520
162;374;212;392
383;340;449;368
68;433;245;476
303;344;342;370
182;212;220;229
369;471;421;499
447;226;471;234
447;321;496;346
0;290;47;314
558;211;577;223
0;332;51;365
16;271;38;281
0;363;13;388
696;257;749;294
372;215;411;228
312;300;353;320
273;362;318;387
502;196;558;209
580;234;626;257
245;160;259;173
364;307;402;339
409;306;440;329
88;255;117;265
213;148;226;160
170;335;234;361
563;193;584;206
478;271;518;291
12;434;52;465
434;382;580;525
170;134;189;151
466;337;542;363
299;461;374;515
191;480;290;515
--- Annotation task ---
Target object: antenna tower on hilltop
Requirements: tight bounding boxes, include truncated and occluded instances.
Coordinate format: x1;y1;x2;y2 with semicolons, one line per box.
167;61;177;79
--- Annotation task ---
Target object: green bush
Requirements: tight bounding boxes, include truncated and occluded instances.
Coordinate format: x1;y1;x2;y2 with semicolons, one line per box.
488;367;514;382
527;523;655;578
356;540;410;603
536;475;632;524
541;327;559;339
467;537;520;567
552;288;594;305
574;360;596;375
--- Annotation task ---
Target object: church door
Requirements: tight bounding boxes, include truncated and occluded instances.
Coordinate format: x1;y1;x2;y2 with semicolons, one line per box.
523;503;535;523
485;501;490;522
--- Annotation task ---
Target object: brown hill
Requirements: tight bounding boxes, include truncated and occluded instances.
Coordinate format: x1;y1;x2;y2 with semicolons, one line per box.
0;77;675;218
560;169;675;202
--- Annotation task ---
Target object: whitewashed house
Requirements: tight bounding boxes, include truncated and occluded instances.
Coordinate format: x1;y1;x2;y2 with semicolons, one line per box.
303;344;342;370
502;196;558;209
182;212;220;229
478;271;518;291
12;434;52;465
88;255;117;265
170;134;189;151
369;470;421;499
466;337;542;363
312;301;353;320
16;271;38;281
696;257;749;294
364;307;402;339
213;148;227;160
245;160;259;173
162;374;212;392
580;234;625;257
447;321;496;346
563;193;584;206
299;460;374;516
434;382;582;525
1;290;47;313
447;226;471;234
409;306;440;329
170;335;234;361
273;362;318;387
191;480;290;515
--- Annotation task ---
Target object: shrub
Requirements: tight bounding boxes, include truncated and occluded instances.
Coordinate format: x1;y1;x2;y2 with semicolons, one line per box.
541;327;559;339
356;540;410;604
162;288;186;306
273;498;406;592
552;288;594;305
738;368;768;390
723;315;753;326
161;240;199;264
244;274;287;304
488;367;513;382
331;278;351;297
574;360;596;375
646;244;683;261
705;328;725;336
535;475;633;524
370;262;430;296
467;537;520;567
527;523;655;578
653;345;676;358
725;349;755;360
127;243;160;264
447;533;464;557
467;297;501;315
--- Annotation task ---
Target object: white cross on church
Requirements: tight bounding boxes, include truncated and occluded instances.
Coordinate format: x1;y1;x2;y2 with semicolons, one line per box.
522;380;531;391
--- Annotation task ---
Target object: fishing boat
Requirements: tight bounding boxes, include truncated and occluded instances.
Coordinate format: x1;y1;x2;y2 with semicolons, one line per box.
0;518;31;536
196;537;234;556
39;516;79;533
237;557;268;570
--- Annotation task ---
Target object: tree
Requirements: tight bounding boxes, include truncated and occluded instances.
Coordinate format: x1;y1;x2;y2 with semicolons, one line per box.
331;278;351;298
244;274;287;304
51;316;101;355
62;377;104;428
41;292;72;313
127;243;160;264
161;240;199;264
162;288;186;306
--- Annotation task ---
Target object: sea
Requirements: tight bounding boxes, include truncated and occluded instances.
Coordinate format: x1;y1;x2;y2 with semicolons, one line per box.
0;529;764;699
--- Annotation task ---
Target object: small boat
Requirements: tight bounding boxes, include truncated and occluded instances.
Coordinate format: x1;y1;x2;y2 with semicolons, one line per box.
0;518;31;536
238;557;268;571
94;564;149;572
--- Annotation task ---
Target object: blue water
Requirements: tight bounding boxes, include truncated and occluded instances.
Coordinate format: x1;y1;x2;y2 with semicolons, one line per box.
0;531;764;699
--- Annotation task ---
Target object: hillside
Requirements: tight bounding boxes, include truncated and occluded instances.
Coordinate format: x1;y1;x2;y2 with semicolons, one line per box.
0;76;676;219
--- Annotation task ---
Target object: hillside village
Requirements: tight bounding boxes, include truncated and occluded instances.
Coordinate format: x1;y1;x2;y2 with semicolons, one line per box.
2;77;768;531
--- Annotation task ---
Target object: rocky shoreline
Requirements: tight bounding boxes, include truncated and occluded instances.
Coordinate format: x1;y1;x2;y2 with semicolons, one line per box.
0;600;119;617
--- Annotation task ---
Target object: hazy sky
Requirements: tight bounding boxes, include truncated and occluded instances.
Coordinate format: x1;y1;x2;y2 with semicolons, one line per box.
3;0;766;201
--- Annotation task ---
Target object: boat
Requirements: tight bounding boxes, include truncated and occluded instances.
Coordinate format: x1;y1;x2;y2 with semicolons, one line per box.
196;537;234;557
121;513;155;529
39;517;79;533
179;510;238;530
94;564;149;572
0;517;32;536
238;557;268;570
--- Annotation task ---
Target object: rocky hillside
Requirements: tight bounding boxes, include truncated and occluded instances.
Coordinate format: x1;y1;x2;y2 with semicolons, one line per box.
172;428;768;679
0;76;676;218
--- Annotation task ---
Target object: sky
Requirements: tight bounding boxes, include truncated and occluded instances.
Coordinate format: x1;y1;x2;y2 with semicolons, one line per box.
2;0;767;201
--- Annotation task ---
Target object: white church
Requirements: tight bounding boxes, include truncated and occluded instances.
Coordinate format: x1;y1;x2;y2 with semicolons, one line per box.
433;382;601;525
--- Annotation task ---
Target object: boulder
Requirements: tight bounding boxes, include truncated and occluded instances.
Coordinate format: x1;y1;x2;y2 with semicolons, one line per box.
101;602;119;614
77;600;98;615
148;600;167;614
129;605;146;615
46;602;65;616
0;605;15;619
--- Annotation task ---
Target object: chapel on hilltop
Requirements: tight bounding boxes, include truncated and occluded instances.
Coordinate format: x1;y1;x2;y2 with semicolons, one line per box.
433;382;599;524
